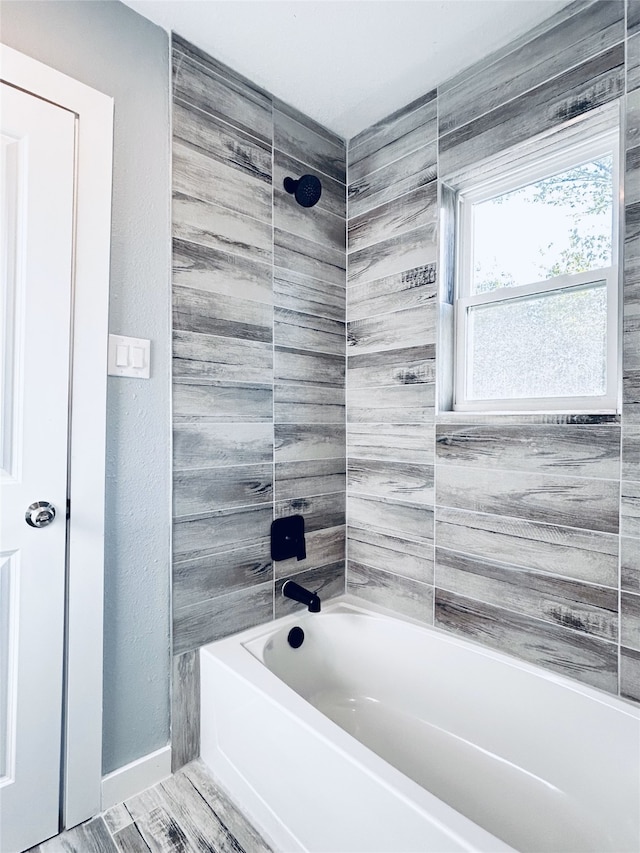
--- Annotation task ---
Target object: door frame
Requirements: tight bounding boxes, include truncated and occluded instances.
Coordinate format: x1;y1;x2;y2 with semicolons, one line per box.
0;44;113;829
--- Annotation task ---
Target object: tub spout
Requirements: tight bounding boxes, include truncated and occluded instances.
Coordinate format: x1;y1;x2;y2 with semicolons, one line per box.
282;580;321;612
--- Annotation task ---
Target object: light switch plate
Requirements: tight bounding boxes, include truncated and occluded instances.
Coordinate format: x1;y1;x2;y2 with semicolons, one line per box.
108;334;151;378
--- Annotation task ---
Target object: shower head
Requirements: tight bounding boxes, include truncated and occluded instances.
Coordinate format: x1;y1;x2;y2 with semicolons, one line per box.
283;174;322;208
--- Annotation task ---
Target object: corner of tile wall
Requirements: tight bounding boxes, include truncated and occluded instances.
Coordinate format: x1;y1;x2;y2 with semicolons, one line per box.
170;34;348;761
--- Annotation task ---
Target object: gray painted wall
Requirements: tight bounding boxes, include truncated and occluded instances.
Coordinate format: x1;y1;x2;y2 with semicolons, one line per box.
1;0;172;772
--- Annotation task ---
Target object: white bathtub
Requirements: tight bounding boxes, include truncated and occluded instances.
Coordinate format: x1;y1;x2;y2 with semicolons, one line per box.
200;596;640;853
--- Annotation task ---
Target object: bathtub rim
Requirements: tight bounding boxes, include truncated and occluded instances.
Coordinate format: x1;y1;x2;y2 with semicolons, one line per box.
200;594;639;852
200;596;515;852
240;594;640;716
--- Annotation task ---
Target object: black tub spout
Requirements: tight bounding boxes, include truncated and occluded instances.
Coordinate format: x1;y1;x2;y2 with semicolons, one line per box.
282;580;321;612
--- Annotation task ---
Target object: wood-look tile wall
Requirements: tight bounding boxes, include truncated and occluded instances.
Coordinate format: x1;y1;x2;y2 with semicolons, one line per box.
171;35;346;763
347;0;639;703
347;90;439;621
623;0;640;702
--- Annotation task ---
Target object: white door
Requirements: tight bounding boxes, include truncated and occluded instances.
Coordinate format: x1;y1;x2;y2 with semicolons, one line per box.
0;82;76;853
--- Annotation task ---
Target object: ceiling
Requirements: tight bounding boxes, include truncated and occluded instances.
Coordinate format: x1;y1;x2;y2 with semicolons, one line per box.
121;0;573;139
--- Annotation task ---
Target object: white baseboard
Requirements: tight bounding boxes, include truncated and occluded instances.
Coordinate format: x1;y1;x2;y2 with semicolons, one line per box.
101;745;172;811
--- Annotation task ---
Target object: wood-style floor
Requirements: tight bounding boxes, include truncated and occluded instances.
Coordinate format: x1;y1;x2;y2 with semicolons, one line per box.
27;760;274;853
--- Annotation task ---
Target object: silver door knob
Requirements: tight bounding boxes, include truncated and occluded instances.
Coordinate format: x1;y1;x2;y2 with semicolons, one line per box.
25;501;56;528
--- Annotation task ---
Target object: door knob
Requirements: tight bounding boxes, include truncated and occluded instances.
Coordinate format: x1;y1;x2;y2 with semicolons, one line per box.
25;501;56;528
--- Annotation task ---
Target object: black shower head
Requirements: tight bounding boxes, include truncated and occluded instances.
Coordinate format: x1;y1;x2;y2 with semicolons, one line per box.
284;174;322;208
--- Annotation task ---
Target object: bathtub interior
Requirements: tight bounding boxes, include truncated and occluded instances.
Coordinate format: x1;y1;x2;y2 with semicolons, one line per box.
242;600;640;853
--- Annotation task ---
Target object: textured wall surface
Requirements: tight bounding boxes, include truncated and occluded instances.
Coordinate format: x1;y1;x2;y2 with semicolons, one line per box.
346;93;439;623
347;0;639;703
170;36;347;759
0;0;172;773
622;0;640;700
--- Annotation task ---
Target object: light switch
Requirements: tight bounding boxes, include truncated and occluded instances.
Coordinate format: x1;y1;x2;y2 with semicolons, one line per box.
108;334;151;379
116;345;129;367
132;347;145;369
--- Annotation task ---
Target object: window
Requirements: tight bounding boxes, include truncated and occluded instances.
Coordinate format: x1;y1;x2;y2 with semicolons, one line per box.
452;111;620;413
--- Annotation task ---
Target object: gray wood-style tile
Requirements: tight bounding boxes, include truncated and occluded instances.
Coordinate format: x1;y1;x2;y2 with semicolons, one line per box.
181;761;273;853
173;192;272;264
436;547;618;641
173;100;271;183
348;345;436;389
172;41;272;144
274;423;346;463
621;591;640;651
438;1;623;136
435;588;618;693
275;562;345;616
275;227;346;287
173;379;273;423
621;646;640;701
273;96;345;149
173;285;272;342
622;535;640;592
103;804;134;836
436;424;621;480
171;651;200;772
274;307;345;356
628;30;640;92
173;332;273;385
275;346;344;387
623;426;640;480
347;561;434;624
173;503;273;562
275;492;346;530
273;526;345;580
172;237;272;305
629;0;640;39
274;188;346;254
347;383;435;423
274;458;346;500
348;526;434;584
436;464;620;534
274;382;345;424
348;91;437;181
440;44;624;177
347;227;437;287
173;463;273;517
274;108;346;183
348;183;438;254
348;143;438;219
622;479;640;537
348;459;434;504
173;539;272;609
274;267;345;323
347;264;437;323
29;758;274;853
125;777;219;853
347;423;434;464
111;822;150;853
347;303;436;354
173;582;273;654
435;505;619;588
174;138;272;225
173;422;272;469
349;495;433;541
33;817;118;853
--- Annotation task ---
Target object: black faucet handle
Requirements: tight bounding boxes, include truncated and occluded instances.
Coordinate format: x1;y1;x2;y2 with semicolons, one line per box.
271;515;306;561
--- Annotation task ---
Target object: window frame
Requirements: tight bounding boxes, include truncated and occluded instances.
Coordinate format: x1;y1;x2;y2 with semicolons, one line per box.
452;123;620;415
